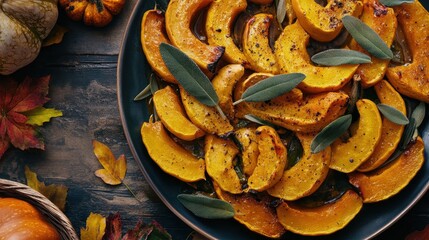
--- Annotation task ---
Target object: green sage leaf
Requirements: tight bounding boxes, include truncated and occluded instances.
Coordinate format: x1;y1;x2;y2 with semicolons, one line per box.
234;73;305;105
379;0;414;7
342;15;393;59
159;43;219;107
377;103;409;125
244;114;277;128
411;102;426;127
276;0;287;26
311;49;372;66
311;114;353;154
134;84;151;101
177;194;234;219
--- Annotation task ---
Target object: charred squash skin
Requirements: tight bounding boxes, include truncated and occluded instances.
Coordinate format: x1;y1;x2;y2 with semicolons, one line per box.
141;121;206;182
349;137;425;203
206;0;249;67
275;22;359;93
234;127;259;177
292;0;363;42
350;0;397;88
141;10;176;83
165;0;225;72
386;1;429;103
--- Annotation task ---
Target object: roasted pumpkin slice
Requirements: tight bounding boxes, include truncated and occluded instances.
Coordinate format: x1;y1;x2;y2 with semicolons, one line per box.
247;126;287;192
206;0;249;66
248;0;273;4
180;86;234;136
141;122;205;182
268;132;331;201
330;99;383;173
275;22;359;93
153;86;205;141
349;137;425;203
165;0;224;72
291;0;363;42
276;190;363;236
243;13;279;74
358;80;406;172
349;0;397;88
234;73;349;132
386;1;429;103
214;183;286;238
205;134;243;194
141;10;176;83
234;127;259;176
212;64;245;120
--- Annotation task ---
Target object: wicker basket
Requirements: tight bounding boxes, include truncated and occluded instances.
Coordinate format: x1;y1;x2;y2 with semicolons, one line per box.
0;178;79;240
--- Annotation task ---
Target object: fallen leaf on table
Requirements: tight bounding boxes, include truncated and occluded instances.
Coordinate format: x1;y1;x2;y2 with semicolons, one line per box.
0;75;62;159
42;25;68;47
104;212;122;240
24;107;63;126
81;212;106;240
93;140;127;185
405;224;429;240
24;165;68;211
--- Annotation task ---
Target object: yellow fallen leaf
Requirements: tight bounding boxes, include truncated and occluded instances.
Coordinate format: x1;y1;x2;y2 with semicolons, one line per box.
81;212;106;240
93;140;127;185
24;106;63;126
42;24;68;47
24;166;68;211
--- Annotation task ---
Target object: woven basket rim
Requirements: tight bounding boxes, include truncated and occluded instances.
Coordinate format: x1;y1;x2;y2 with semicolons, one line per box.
0;178;79;240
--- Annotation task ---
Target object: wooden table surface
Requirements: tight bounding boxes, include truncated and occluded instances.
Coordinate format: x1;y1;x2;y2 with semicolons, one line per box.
0;1;428;239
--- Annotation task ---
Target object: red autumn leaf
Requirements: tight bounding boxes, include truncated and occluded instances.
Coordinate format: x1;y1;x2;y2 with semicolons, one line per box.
406;225;429;240
0;76;51;158
104;213;122;240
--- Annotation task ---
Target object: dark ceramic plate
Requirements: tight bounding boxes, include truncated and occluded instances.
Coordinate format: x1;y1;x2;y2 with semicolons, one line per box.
118;1;429;239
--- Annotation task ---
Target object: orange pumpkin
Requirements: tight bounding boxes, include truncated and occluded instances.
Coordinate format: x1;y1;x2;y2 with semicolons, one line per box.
0;197;60;240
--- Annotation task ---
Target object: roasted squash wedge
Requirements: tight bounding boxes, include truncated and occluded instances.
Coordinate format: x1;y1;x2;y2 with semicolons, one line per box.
275;22;359;93
214;183;286;238
141;121;205;182
358;80;406;172
386;1;429;103
212;64;245;120
205;134;243;194
141;10;176;83
206;0;249;67
180;86;234;136
247;126;287;192
243;13;279;74
234;127;259;176
349;137;425;203
234;73;349;132
268;132;331;201
276;190;363;236
165;0;224;72
349;0;397;88
153;86;205;141
330;99;383;173
291;0;363;42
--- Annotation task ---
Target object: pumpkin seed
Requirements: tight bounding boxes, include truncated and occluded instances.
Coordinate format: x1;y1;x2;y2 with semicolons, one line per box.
159;43;226;118
379;0;414;7
233;73;305;105
311;49;372;66
342;15;393;59
310;114;353;154
377;103;409;125
177;194;235;219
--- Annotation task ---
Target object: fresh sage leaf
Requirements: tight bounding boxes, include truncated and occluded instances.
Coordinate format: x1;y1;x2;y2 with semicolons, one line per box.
134;84;151;101
377;103;409;125
311;49;372;66
276;0;287;26
287;135;303;169
342;15;393;59
311;114;353;154
401;118;417;150
233;73;305;105
177;194;235;219
159;43;226;119
411;102;426;127
379;0;414;7
244;114;277;128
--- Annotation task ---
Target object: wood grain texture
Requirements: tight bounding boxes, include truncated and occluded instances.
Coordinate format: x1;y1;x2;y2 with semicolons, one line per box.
0;0;428;239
